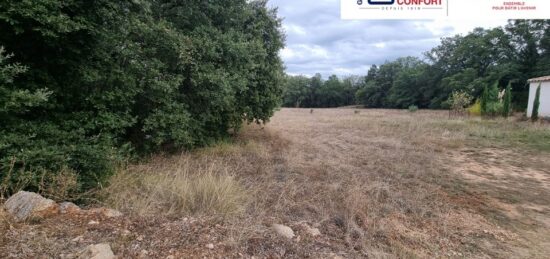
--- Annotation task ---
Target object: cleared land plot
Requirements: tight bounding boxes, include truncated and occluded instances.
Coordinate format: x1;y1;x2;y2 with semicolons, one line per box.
2;108;550;258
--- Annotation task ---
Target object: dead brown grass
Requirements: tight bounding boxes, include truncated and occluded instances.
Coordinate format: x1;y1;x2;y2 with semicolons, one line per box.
0;165;80;202
3;108;550;258
102;155;249;218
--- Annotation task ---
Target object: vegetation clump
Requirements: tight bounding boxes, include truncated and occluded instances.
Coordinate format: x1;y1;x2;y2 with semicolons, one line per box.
468;100;482;116
449;91;473;116
0;0;284;198
481;82;502;117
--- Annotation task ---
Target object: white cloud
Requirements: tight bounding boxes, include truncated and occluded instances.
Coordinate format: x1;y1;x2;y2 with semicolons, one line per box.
283;24;307;36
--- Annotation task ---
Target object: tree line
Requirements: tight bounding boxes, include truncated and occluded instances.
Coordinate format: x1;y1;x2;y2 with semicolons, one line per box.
282;20;550;110
0;0;284;196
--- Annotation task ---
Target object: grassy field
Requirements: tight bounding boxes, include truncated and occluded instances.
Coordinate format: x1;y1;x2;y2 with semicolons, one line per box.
2;108;550;258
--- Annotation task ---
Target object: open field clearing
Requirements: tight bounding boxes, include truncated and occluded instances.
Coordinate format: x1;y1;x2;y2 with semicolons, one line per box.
2;108;550;258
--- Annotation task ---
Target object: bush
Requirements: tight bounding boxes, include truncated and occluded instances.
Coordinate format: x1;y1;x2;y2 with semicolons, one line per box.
449;91;473;115
0;1;284;200
481;82;501;117
468;100;482;116
408;105;419;112
486;102;504;117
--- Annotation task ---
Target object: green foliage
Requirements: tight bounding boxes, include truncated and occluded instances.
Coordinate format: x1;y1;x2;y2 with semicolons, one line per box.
532;84;541;121
480;85;489;114
503;83;512;117
281;74;360;108
468;100;482;116
481;82;501;117
0;0;284;199
288;21;549;111
282;21;550;112
449;91;473;112
408;105;418;113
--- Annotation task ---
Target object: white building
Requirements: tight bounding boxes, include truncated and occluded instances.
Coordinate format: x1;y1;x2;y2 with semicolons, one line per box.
527;76;550;118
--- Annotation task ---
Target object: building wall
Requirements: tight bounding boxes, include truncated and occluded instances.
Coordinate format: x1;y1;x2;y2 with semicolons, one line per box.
527;81;550;117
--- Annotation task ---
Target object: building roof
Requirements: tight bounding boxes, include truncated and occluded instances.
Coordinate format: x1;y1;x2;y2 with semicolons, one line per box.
528;76;550;83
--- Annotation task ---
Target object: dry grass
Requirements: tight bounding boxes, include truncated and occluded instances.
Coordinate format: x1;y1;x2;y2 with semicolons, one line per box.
1;165;80;202
98;108;550;257
3;108;550;258
102;156;249;218
251;109;550;257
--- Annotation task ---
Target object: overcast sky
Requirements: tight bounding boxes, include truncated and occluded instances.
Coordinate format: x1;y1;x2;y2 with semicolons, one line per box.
269;0;506;77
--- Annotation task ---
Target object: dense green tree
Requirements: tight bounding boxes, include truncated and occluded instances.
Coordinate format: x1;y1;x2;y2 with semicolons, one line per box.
503;82;512;117
387;57;431;108
481;81;501;117
0;0;285;197
281;74;362;108
282;75;310;107
283;21;548;113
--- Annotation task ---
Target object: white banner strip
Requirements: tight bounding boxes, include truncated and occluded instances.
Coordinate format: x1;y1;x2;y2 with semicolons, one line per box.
342;0;550;20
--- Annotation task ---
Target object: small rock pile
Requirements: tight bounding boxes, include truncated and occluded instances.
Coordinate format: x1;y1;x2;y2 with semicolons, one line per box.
2;191;122;222
2;191;121;258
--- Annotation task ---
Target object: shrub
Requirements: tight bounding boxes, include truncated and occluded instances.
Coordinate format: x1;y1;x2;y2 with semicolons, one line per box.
449;91;473;115
486;102;504;117
0;1;284;199
408;105;419;112
481;81;501;117
468;100;482;116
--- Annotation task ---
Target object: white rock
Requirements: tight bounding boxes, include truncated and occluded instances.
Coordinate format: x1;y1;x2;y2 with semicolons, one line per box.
60;202;81;214
206;243;214;249
272;224;295;239
77;243;115;259
3;191;58;222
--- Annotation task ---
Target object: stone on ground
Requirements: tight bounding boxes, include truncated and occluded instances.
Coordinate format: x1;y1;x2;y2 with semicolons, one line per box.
272;224;295;239
59;202;81;214
77;243;115;259
3;191;58;222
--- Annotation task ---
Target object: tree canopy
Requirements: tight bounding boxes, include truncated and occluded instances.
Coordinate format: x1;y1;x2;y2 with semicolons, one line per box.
282;20;550;110
0;0;284;195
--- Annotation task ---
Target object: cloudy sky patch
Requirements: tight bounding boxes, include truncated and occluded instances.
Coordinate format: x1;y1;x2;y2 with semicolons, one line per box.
269;0;506;77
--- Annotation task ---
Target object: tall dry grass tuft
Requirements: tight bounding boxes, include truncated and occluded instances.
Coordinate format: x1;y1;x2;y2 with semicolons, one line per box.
102;156;249;218
1;160;80;202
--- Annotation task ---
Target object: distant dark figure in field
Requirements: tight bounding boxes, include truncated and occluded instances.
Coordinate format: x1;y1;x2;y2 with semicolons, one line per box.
310;109;314;114
354;110;360;114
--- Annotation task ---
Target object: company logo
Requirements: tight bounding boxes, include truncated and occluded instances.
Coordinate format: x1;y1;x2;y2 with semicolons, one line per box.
366;0;395;5
357;0;442;6
344;0;549;20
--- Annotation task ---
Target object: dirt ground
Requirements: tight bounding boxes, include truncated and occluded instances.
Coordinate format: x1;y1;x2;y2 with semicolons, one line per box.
1;108;550;258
